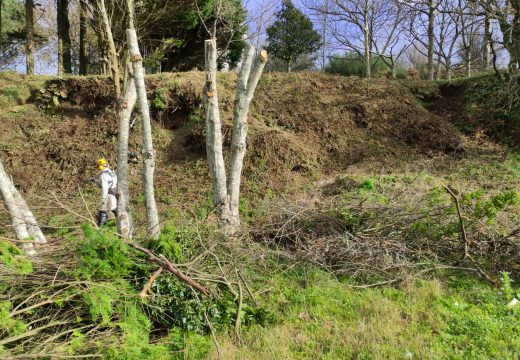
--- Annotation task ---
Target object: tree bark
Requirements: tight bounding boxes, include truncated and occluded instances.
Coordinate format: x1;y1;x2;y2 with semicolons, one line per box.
427;0;435;81
204;41;267;232
0;161;35;256
435;59;441;80
92;11;107;76
57;0;72;75
99;0;120;96
364;0;371;78
1;0;3;39
116;65;137;239
7;181;46;244
127;0;135;29
79;0;88;75
227;45;255;226
321;0;329;71
57;0;64;75
483;16;491;71
466;51;472;77
204;39;231;228
228;47;267;226
127;28;160;239
25;0;34;75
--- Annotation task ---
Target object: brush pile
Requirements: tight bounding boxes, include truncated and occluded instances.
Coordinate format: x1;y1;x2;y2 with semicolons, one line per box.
253;176;520;285
0;223;263;359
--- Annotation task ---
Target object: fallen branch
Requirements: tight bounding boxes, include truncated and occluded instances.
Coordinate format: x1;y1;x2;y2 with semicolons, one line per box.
440;182;497;283
125;241;210;296
235;270;243;343
237;269;257;306
440;182;469;258
139;267;163;298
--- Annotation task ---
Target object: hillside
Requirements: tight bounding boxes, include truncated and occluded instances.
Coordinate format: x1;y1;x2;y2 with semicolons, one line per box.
1;72;463;203
0;72;519;359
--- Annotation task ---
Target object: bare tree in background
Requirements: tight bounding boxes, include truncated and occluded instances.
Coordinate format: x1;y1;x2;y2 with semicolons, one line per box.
245;0;280;50
96;0;121;96
57;0;72;75
25;0;34;75
401;0;443;80
479;0;520;109
371;1;409;77
79;0;88;75
455;0;480;77
479;0;520;78
434;0;461;80
326;0;376;78
308;0;406;78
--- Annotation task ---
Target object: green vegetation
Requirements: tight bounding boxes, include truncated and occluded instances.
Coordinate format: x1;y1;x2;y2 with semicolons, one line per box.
437;74;520;147
213;270;520;359
326;52;405;78
0;241;32;274
266;0;321;72
1;73;520;359
2;225;519;359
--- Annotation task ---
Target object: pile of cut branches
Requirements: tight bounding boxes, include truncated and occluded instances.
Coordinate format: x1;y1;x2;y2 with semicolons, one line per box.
252;183;520;286
0;223;260;358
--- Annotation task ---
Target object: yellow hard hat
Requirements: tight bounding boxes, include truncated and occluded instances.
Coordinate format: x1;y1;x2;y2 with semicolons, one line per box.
97;158;108;171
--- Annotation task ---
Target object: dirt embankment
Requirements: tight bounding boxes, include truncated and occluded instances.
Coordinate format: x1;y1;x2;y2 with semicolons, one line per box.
0;72;464;200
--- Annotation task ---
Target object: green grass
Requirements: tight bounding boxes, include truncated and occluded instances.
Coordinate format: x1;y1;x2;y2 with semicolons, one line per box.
210;270;520;360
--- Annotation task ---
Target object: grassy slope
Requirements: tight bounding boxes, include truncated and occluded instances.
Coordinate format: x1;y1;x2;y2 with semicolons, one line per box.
0;72;519;359
213;273;520;359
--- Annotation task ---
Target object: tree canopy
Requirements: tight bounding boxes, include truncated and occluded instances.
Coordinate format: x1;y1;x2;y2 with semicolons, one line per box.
133;0;246;72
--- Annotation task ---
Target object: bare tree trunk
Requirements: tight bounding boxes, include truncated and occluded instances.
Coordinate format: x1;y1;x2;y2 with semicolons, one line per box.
321;0;329;71
0;161;35;256
427;0;435;81
466;51;472;77
127;28;160;239
364;31;371;78
93;11;107;76
7;181;46;244
127;0;134;29
227;47;268;226
204;39;231;228
79;0;88;75
364;2;371;78
99;0;120;96
483;16;491;71
25;0;34;75
116;66;136;239
227;46;255;227
58;0;72;74
204;41;267;232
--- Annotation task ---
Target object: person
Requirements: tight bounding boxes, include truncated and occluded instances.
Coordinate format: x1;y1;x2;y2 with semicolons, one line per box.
95;158;118;227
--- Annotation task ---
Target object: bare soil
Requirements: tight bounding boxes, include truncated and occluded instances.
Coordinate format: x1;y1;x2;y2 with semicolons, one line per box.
0;72;479;232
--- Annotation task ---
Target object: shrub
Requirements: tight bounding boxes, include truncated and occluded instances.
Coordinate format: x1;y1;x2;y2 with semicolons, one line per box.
325;52;398;77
